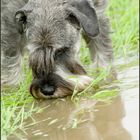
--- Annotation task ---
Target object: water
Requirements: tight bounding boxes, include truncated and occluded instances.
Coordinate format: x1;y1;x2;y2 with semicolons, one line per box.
8;62;139;140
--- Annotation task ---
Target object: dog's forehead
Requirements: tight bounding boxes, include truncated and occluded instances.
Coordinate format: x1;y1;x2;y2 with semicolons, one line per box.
26;0;68;28
27;0;67;14
25;0;79;51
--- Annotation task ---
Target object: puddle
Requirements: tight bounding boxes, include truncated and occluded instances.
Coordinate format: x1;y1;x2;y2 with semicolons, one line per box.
8;61;139;140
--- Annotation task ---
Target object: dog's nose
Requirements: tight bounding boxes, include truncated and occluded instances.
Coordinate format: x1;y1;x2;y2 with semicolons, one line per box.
40;84;55;96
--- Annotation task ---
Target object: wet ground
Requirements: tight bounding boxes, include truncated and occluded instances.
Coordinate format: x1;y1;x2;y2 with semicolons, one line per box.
8;60;139;140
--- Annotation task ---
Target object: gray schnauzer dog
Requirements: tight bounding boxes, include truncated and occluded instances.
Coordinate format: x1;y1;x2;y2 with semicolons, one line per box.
1;0;115;99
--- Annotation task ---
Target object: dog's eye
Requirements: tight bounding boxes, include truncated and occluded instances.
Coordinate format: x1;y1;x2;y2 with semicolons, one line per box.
54;47;69;59
55;47;69;55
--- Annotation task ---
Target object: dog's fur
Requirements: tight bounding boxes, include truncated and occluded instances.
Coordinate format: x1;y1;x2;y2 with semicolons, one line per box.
1;0;115;99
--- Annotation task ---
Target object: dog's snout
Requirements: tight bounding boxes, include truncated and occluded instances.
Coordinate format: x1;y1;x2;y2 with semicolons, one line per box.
40;84;55;96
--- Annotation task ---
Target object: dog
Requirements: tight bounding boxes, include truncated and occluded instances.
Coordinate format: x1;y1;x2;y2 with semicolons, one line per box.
1;0;115;99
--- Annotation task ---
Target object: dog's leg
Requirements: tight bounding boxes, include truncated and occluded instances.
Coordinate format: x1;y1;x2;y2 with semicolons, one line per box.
1;1;26;86
83;15;117;81
1;33;25;86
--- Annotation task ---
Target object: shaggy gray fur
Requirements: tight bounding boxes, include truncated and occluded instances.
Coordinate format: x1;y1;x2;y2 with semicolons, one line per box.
1;0;115;98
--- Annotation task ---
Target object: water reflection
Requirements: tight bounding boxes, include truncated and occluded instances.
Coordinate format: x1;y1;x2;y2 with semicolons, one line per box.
8;95;134;140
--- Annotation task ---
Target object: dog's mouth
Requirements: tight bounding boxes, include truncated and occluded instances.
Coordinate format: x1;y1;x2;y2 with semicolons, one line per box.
30;75;93;99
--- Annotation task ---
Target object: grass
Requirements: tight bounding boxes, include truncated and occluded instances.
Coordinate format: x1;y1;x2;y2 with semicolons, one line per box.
2;68;38;138
1;0;139;138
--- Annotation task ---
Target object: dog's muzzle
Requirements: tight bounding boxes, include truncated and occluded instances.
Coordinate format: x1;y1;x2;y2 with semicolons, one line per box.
30;74;93;99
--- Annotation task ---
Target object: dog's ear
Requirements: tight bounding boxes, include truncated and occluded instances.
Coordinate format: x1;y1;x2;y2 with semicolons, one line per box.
66;0;99;37
15;10;27;34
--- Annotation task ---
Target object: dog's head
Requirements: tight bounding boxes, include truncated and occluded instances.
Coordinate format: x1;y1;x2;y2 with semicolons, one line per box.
15;0;99;99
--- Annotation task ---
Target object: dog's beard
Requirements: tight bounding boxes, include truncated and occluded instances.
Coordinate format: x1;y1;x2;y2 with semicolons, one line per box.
30;66;93;99
30;76;92;99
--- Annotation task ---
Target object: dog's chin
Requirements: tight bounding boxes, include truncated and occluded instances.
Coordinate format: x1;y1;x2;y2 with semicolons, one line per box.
30;75;93;99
